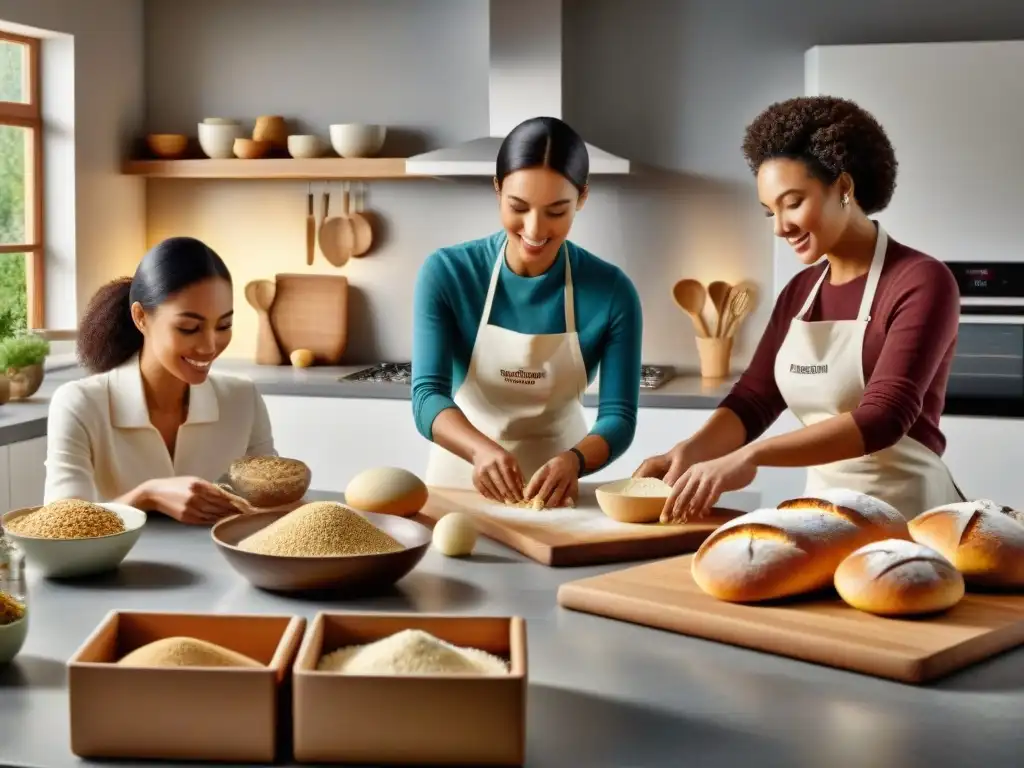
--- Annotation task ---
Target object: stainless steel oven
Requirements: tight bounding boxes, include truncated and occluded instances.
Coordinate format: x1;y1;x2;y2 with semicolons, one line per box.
945;262;1024;417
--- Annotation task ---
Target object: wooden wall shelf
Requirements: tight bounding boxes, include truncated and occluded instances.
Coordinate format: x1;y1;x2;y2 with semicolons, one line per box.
121;157;427;180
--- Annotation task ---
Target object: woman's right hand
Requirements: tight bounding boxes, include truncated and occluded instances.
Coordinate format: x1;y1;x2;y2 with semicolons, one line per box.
140;477;248;525
633;441;696;486
472;444;524;503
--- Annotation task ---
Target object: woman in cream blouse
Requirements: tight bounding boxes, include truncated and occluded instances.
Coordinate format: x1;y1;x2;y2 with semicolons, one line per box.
44;236;276;524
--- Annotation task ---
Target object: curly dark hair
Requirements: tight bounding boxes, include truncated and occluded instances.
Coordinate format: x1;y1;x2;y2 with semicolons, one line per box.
76;237;231;374
741;95;898;215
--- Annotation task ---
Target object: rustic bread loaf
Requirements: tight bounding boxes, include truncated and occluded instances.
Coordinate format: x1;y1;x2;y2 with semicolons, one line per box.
833;538;965;616
228;455;311;508
691;488;908;602
907;499;1024;588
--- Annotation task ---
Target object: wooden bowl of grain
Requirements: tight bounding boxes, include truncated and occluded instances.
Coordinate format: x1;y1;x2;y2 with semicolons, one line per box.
211;501;431;594
227;455;311;508
1;500;147;578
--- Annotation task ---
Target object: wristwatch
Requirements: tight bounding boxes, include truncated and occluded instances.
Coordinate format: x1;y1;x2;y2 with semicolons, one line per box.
568;447;586;477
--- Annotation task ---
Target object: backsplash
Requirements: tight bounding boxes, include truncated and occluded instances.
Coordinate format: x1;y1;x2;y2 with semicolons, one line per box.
141;0;773;368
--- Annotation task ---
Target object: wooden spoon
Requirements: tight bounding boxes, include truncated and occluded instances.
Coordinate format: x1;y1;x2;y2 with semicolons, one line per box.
672;279;710;337
707;280;732;337
244;279;283;365
318;184;354;267
348;181;374;258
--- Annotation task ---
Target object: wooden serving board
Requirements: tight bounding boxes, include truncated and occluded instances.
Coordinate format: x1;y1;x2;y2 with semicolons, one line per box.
556;554;1024;684
419;482;741;567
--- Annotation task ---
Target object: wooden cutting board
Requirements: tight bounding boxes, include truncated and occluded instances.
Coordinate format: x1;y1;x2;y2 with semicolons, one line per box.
557;554;1024;684
419;482;742;567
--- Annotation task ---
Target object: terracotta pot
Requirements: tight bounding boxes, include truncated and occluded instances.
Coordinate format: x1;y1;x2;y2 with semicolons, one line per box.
252;115;288;153
0;375;10;405
7;366;40;400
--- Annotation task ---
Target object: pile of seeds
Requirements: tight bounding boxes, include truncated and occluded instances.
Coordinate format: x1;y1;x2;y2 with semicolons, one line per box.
117;636;262;668
0;591;25;625
237;501;404;557
318;628;508;676
229;455;310;507
5;499;126;539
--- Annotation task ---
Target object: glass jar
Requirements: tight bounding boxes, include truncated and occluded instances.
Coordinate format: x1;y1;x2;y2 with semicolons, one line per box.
0;531;26;626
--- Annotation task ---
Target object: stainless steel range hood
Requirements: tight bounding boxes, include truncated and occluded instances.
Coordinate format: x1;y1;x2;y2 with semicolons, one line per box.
404;0;630;177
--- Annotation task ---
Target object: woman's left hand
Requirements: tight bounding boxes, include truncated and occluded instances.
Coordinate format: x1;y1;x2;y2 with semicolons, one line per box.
661;449;757;524
524;452;580;508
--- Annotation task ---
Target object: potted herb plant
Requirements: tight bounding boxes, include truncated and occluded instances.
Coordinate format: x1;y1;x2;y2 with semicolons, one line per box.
1;332;49;401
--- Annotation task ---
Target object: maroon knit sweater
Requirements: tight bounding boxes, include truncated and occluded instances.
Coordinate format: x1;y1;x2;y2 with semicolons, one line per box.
720;237;960;456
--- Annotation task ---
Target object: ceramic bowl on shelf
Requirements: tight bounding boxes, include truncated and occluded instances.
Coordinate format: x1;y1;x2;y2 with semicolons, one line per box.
287;134;326;158
329;123;387;158
198;121;245;159
233;138;270;159
211;508;430;594
1;502;147;578
145;133;188;159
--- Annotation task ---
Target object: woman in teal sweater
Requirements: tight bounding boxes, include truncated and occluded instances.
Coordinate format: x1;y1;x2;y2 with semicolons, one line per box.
412;116;643;508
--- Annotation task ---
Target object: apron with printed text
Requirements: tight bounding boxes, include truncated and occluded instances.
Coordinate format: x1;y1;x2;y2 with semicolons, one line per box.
773;224;964;519
424;239;590;490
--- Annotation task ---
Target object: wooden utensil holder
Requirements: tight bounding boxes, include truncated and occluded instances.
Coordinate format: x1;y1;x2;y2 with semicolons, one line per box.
696;336;733;379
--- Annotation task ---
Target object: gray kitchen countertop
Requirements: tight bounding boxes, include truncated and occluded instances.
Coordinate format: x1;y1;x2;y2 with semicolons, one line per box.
0;359;731;448
0;489;1019;768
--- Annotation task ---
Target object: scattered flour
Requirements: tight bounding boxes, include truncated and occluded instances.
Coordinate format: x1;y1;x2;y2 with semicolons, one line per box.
846;538;956;585
798;488;905;530
916;499;1024;549
318;629;509;676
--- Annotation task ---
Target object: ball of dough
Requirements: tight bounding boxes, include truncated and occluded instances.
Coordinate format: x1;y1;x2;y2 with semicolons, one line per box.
290;348;315;368
345;466;428;517
432;512;478;557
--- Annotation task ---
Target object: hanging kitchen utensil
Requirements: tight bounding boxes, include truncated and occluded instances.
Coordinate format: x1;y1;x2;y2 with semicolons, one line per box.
305;183;315;267
706;280;732;338
671;279;711;338
318;183;353;268
349;181;374;257
244;279;284;365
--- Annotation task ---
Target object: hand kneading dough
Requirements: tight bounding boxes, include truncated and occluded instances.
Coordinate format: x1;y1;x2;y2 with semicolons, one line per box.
345;467;428;517
908;499;1024;587
691;487;908;603
834;538;964;616
432;512;478;557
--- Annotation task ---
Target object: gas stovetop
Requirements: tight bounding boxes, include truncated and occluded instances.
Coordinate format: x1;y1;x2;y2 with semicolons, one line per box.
340;362;412;384
340;363;674;389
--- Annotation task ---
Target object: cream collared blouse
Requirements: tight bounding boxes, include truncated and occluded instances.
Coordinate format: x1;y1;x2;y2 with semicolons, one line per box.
43;356;275;504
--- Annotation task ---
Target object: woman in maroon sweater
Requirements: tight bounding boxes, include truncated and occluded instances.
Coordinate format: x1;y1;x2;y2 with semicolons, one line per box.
636;95;964;522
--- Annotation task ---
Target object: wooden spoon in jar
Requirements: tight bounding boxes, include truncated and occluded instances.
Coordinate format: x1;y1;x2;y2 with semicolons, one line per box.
672;279;710;338
707;280;732;337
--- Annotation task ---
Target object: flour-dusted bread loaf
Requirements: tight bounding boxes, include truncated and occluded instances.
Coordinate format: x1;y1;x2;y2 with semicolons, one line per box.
345;466;428;517
691;488;908;602
833;538;965;616
228;455;311;508
907;499;1024;588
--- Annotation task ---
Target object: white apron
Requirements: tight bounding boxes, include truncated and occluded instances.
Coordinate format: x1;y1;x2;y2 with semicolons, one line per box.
425;238;590;490
773;224;964;519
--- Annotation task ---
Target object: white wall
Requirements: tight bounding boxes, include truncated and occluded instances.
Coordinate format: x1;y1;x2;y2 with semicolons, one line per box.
0;0;146;329
773;40;1024;297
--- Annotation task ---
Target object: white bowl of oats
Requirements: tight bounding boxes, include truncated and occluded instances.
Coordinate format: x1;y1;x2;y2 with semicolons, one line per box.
1;499;146;578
